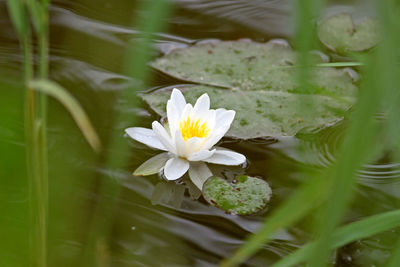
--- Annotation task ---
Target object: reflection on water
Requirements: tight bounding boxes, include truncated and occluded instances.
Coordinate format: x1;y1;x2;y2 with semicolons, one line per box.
0;0;399;266
175;0;292;37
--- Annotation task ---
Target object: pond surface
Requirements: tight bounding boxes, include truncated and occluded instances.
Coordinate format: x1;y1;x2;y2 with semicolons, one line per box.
0;0;399;266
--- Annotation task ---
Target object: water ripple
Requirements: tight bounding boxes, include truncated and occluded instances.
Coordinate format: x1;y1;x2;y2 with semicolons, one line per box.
270;122;400;185
358;162;400;184
176;0;292;36
51;6;193;46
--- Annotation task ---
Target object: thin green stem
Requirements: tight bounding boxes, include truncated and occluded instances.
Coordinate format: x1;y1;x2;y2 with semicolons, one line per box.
38;1;48;111
37;7;49;267
20;0;49;266
23;25;47;267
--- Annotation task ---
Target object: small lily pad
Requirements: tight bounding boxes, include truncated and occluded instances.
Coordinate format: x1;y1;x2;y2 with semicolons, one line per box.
202;176;272;215
317;13;381;53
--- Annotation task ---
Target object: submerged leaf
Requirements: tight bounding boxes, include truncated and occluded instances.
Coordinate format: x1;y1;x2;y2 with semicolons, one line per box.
202;176;272;215
317;13;381;53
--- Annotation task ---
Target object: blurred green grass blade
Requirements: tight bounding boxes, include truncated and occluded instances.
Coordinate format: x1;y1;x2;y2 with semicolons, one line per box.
6;0;26;38
385;237;400;267
0;81;29;267
332;210;400;245
309;0;400;265
381;2;400;264
294;0;325;94
124;0;171;88
378;1;400;155
26;0;43;34
29;80;102;152
309;62;380;267
273;209;400;267
316;62;363;67
222;2;331;264
221;176;330;267
81;0;173;265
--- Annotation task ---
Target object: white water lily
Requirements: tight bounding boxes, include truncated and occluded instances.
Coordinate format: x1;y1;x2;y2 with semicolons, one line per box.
125;88;246;189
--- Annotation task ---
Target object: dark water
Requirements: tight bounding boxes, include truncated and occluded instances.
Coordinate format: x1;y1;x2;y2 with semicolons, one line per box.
0;0;399;266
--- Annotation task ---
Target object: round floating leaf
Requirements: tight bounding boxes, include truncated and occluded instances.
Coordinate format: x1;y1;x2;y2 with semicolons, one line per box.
317;13;381;53
202;176;272;215
142;85;355;139
146;40;358;139
150;40;358;96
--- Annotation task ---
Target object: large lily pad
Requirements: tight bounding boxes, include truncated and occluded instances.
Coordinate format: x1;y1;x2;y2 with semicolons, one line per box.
150;40;358;96
202;175;272;215
145;40;358;139
317;13;380;53
142;85;355;139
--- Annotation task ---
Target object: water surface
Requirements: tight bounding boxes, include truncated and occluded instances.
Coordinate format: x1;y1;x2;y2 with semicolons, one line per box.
0;0;399;266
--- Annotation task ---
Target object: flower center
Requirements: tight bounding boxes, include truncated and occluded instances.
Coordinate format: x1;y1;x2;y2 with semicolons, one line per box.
179;116;210;141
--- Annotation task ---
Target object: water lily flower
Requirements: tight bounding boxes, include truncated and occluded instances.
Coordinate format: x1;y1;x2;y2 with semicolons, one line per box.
125;88;246;190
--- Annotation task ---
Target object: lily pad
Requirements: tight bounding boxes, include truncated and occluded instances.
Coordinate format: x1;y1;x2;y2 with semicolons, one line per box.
202;175;272;215
150;40;358;96
317;13;381;53
145;40;358;139
142;85;355;139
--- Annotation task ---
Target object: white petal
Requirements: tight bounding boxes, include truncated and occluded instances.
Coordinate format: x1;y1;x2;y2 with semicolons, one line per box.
170;88;186;115
180;103;193;121
215;109;235;128
133;152;170;176
189;162;213;190
125;127;167;151
185;137;206;155
167;100;179;136
187;149;215;161
200;109;235;150
202;109;216;131
174;129;187;157
201;125;230;150
152;121;175;153
164;157;189;180
192;93;210;118
203;149;246;166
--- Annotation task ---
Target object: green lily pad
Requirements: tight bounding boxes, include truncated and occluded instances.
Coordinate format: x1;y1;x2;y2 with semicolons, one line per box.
317;13;381;53
150;40;358;96
145;40;358;139
142;85;355;139
202;176;272;215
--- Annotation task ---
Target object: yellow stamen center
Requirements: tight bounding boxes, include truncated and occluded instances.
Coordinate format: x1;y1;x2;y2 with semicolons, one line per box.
179;116;210;141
